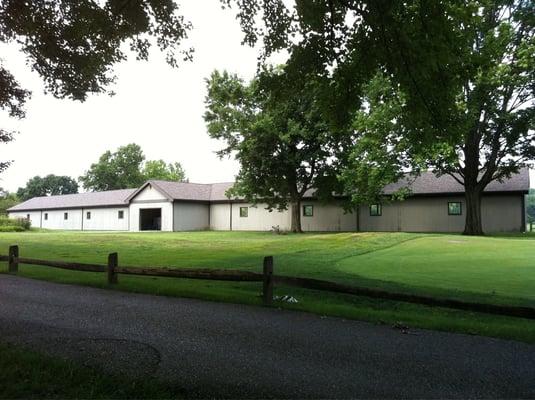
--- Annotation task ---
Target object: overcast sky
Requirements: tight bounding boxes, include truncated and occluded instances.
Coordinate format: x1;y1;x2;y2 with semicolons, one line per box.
0;0;275;192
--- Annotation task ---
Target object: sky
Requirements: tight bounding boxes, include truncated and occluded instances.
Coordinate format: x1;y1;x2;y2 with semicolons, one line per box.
0;0;273;192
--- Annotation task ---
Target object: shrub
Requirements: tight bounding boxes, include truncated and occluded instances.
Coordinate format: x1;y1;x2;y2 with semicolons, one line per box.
0;225;26;232
0;216;31;231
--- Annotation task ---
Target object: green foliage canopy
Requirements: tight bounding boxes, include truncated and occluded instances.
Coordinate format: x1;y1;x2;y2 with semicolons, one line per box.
205;67;348;232
143;160;186;182
226;0;535;235
16;175;79;201
79;143;187;191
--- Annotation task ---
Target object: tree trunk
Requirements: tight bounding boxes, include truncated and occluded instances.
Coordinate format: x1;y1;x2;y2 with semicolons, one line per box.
290;200;302;233
463;187;484;235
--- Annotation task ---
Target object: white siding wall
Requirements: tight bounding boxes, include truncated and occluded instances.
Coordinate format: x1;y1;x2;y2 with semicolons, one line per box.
129;202;173;231
173;202;209;231
9;211;41;228
359;194;523;233
83;207;129;231
210;203;231;230
42;209;83;230
129;184;173;231
132;184;168;201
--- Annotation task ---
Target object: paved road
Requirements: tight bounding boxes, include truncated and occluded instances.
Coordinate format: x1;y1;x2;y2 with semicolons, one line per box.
0;275;534;399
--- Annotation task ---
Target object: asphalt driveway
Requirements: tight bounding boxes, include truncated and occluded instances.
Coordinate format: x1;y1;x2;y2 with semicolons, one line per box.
0;275;534;398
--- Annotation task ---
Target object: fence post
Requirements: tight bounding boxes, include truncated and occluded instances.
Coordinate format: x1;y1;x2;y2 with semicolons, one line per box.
8;245;18;274
263;256;273;306
107;252;118;284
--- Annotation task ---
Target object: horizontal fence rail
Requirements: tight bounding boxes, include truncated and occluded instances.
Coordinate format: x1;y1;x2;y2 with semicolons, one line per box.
15;257;106;273
273;275;535;320
3;244;535;320
115;266;264;282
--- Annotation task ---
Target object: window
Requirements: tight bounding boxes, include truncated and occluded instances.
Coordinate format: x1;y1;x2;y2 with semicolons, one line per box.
64;212;68;220
118;210;124;219
239;207;248;218
448;202;462;215
44;213;48;221
370;204;382;216
86;211;91;220
26;214;30;220
303;205;314;217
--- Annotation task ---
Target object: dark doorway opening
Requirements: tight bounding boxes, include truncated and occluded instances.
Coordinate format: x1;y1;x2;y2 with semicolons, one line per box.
140;208;162;231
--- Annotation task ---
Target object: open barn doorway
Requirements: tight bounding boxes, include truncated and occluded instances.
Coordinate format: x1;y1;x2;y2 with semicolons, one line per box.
140;208;162;231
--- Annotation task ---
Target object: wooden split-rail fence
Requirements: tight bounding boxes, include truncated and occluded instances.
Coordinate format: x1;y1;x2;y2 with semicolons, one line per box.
3;244;535;320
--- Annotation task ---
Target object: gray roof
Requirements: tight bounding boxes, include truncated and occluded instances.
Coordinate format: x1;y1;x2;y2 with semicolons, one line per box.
8;188;136;212
127;180;236;202
146;180;213;201
8;169;529;212
383;168;530;195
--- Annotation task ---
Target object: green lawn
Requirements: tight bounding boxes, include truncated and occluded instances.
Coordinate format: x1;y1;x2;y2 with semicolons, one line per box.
0;343;180;399
1;230;534;343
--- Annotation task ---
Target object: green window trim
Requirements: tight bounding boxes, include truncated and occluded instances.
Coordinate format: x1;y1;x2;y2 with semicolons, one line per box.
239;207;248;218
370;204;382;216
303;205;314;217
448;202;462;215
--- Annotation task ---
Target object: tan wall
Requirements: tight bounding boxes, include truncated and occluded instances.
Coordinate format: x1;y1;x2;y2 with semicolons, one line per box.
209;201;356;232
300;201;357;231
230;203;292;231
359;194;524;233
482;195;523;232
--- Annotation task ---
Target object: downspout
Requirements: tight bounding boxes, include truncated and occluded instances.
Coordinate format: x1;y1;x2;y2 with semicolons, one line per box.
207;202;211;230
356;205;360;232
81;208;84;231
171;200;175;232
229;202;233;231
40;210;43;228
521;194;526;232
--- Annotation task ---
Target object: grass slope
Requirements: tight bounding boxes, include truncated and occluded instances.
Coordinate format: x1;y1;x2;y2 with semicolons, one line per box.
0;231;534;342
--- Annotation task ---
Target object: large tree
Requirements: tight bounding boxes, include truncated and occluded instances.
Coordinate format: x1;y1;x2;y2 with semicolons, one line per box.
79;143;146;191
0;0;192;169
17;175;79;201
205;68;346;232
0;189;19;215
226;0;535;235
143;160;187;182
80;143;188;191
341;3;535;235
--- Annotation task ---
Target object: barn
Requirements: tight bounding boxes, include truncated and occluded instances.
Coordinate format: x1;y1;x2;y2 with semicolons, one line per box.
7;169;529;233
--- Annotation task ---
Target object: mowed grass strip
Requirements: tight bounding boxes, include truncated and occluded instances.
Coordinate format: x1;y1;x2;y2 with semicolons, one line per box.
0;231;534;343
